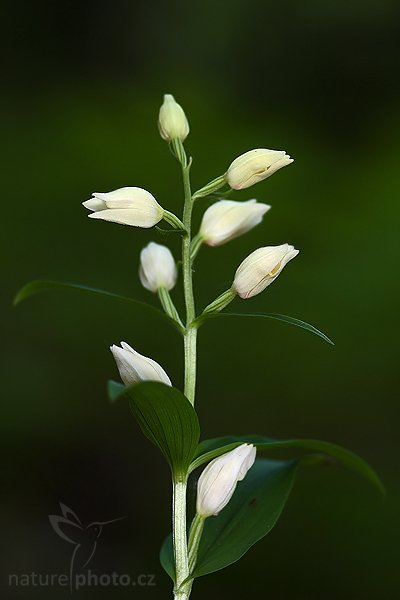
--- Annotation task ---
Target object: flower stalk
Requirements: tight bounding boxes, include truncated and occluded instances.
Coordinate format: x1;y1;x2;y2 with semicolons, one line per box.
181;159;197;405
172;143;198;600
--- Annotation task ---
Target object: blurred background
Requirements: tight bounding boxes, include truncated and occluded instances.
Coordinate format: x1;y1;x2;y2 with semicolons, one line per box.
2;0;399;598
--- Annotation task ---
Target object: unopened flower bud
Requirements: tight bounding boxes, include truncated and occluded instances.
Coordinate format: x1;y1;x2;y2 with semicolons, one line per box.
158;94;189;142
83;187;164;228
233;243;299;299
139;242;177;293
200;199;270;247
196;444;256;518
110;341;171;386
225;149;293;190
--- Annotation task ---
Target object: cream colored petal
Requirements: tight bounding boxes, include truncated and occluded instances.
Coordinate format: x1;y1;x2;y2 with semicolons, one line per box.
93;187;153;202
196;444;256;517
234;244;299;299
201;199;270;246
119;342;171;385
111;342;171;386
82;197;107;211
139;242;177;292
89;207;163;228
158;94;190;142
226;148;292;190
265;156;294;177
110;344;141;385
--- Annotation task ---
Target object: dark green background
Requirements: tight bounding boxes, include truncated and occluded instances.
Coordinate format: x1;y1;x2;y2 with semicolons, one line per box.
2;1;399;598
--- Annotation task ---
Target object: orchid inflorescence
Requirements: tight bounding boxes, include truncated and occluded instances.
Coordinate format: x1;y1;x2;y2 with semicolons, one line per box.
16;94;382;600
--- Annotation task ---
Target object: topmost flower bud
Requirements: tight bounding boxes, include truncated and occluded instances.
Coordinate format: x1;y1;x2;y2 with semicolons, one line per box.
158;94;190;143
225;148;293;190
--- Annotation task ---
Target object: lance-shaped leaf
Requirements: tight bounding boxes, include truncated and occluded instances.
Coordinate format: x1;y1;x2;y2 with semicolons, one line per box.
194;311;334;345
160;457;318;581
192;458;300;578
114;381;200;477
190;435;383;494
160;532;175;582
161;445;382;582
14;280;183;333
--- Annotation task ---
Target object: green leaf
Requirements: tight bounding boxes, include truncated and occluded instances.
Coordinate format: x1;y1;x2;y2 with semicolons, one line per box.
159;533;175;582
190;435;384;494
195;311;334;345
194;435;270;459
191;458;298;578
13;280;183;333
107;380;125;403
161;436;383;581
114;381;200;477
160;458;304;580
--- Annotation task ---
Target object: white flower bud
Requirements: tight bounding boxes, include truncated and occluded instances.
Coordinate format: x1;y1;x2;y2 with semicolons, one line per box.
139;242;177;293
110;341;171;386
158;94;190;142
83;187;164;228
200;199;270;247
196;444;256;518
233;243;299;299
225;149;293;190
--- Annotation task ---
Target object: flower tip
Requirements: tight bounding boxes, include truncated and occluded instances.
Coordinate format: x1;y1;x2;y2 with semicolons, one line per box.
91;192;106;201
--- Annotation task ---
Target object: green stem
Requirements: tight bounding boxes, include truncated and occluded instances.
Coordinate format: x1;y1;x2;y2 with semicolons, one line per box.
173;477;191;600
173;149;198;600
181;161;197;405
